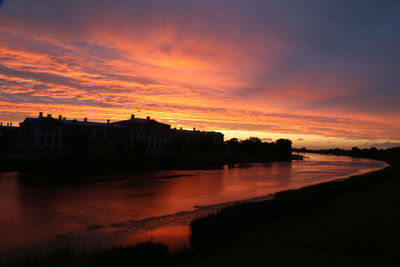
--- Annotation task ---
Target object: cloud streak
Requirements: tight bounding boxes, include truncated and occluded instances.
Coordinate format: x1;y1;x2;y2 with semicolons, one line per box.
0;0;400;148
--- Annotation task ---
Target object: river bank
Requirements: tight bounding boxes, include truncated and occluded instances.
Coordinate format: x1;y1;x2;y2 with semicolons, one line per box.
0;138;293;179
3;151;398;266
0;153;292;184
185;151;400;266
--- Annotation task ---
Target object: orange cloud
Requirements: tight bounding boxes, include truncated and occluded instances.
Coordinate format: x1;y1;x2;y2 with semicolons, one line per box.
0;2;400;149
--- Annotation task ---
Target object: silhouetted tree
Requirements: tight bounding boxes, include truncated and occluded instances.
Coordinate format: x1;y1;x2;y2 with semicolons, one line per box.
246;137;262;144
226;138;239;144
224;137;292;160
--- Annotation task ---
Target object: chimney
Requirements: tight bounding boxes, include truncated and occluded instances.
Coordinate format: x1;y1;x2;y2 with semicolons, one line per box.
63;117;66;120
180;127;182;130
84;118;88;122
193;127;196;131
131;114;135;120
146;116;150;120
0;122;2;126
107;119;110;124
47;114;52;118
10;123;12;127
39;112;43;118
7;123;9;127
58;115;62;120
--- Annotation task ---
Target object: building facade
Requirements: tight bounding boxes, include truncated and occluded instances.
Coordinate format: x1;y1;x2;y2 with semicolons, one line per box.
13;113;224;155
0;123;18;153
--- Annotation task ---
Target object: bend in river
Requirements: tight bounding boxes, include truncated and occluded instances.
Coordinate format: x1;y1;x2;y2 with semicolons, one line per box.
0;153;388;254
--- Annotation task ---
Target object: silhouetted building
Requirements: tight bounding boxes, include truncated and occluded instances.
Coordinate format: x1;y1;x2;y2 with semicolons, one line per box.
0;123;18;153
16;113;224;155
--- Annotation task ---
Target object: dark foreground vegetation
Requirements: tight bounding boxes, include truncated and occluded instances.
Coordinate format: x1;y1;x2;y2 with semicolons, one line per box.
0;138;292;182
187;147;400;266
2;147;399;266
4;243;170;267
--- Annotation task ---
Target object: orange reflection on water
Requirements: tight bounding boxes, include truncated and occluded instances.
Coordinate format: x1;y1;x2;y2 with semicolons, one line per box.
0;154;388;254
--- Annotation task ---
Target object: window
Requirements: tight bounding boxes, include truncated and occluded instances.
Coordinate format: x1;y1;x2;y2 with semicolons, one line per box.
47;137;52;147
40;137;45;147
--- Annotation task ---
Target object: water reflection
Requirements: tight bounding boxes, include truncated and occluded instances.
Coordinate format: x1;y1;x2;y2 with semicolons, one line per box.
0;153;387;254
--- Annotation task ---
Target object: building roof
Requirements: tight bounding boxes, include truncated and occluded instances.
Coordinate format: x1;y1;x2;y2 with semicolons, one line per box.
22;117;108;127
113;118;170;128
20;114;221;136
172;128;223;135
21;115;171;129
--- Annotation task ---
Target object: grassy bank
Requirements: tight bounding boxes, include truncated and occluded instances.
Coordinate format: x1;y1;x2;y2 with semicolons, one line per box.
3;151;399;266
4;243;183;267
185;151;400;266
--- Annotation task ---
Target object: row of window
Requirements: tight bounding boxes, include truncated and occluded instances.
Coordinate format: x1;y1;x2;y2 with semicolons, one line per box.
148;141;165;150
39;137;61;148
131;132;171;141
22;126;61;135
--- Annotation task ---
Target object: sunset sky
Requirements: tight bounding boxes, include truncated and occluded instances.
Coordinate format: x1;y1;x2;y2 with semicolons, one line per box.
1;0;400;149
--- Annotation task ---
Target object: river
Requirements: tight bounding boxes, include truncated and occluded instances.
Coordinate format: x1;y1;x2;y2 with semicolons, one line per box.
0;153;388;254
